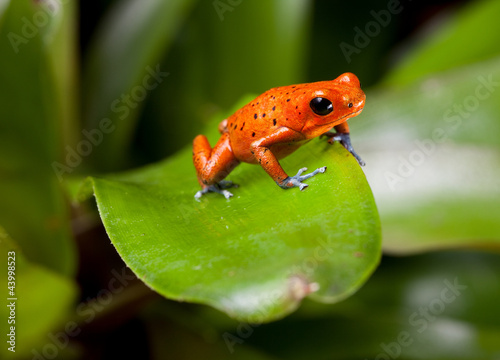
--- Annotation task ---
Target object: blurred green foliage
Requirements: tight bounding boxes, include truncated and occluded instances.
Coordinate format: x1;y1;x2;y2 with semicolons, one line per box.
0;228;77;359
0;0;499;358
0;0;77;276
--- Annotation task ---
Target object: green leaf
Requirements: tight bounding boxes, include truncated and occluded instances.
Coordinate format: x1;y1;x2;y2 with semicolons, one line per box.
82;0;197;171
350;57;500;254
0;0;77;274
0;227;77;359
82;98;381;322
385;0;500;86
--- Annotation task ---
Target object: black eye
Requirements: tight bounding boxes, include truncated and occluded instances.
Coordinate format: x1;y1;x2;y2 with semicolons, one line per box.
310;97;333;116
348;102;353;108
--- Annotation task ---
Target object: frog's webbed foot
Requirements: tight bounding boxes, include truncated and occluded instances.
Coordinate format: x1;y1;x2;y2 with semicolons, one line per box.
278;167;327;191
322;131;365;166
194;181;239;200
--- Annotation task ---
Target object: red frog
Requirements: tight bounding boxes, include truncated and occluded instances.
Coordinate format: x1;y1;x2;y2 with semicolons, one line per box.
193;72;366;199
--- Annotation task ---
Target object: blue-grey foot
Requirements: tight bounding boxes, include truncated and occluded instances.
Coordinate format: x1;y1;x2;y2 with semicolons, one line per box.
322;131;365;166
194;181;239;200
278;167;327;191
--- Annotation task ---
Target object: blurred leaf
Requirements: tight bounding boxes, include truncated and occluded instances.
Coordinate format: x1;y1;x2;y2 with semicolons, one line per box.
0;0;10;26
82;0;198;171
0;0;77;274
385;0;500;86
81;97;381;322
46;0;79;148
146;305;278;360
0;227;77;359
351;57;500;254
309;0;402;87
244;251;500;360
197;0;313;106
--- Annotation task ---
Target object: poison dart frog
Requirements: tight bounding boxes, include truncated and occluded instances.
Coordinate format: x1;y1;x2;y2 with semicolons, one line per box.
193;72;366;199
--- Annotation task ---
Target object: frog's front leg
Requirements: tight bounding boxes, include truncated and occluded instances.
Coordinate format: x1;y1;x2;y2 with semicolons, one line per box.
193;132;240;199
322;122;365;166
251;127;327;191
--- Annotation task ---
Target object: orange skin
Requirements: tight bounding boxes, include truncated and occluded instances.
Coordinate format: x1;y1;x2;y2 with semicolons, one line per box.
193;73;366;199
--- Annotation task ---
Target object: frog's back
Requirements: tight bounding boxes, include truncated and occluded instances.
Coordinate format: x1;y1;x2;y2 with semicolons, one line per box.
227;84;310;161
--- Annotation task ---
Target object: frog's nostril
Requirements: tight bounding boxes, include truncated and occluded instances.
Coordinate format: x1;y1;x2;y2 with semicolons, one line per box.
348;102;353;108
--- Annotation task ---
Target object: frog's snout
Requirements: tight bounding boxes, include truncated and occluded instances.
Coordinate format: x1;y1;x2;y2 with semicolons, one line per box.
354;90;366;109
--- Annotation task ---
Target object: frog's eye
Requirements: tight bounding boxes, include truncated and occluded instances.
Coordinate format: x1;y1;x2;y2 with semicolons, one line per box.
310;97;333;116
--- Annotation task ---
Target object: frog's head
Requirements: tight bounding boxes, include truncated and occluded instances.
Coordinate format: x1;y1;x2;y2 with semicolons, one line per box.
300;73;365;137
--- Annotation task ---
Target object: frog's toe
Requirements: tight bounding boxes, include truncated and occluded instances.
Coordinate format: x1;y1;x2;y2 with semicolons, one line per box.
296;167;308;176
194;190;205;200
353;153;366;166
194;183;235;200
278;166;327;190
221;189;233;199
294;166;326;181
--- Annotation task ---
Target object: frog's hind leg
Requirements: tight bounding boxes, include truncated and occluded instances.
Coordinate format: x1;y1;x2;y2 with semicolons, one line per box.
193;132;240;199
